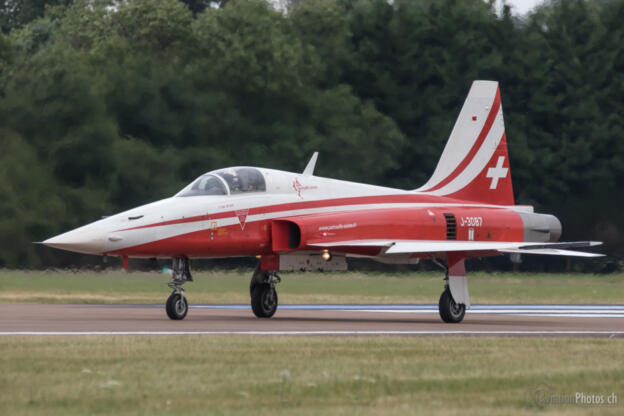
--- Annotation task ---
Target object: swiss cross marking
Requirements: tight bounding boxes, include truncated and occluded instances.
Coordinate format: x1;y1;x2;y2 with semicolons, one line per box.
486;156;508;190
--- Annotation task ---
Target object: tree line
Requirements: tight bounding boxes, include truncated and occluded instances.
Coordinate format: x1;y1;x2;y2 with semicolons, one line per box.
0;0;622;270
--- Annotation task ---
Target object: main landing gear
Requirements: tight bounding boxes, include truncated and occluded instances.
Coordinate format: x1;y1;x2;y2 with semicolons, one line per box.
165;257;192;320
249;266;280;318
436;254;470;324
439;287;465;323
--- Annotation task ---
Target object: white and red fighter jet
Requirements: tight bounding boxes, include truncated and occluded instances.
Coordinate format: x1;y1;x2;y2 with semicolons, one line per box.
44;80;603;323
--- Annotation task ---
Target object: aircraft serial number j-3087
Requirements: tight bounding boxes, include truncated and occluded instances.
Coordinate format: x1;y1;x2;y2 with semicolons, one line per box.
44;81;603;323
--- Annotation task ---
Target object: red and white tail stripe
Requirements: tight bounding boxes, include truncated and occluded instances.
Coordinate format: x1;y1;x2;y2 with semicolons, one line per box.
417;81;514;205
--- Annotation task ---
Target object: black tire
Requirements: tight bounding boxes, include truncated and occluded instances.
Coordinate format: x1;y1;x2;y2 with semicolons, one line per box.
250;266;266;296
250;279;257;297
166;292;188;320
438;288;465;323
251;283;278;318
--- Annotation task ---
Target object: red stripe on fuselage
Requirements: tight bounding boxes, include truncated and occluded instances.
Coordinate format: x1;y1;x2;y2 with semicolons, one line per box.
107;205;524;259
115;193;473;233
422;88;502;192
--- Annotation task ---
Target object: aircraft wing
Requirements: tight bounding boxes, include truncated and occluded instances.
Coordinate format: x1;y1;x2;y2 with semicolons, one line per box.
308;240;604;257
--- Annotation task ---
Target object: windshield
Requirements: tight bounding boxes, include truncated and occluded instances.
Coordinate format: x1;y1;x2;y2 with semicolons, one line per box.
214;168;266;194
176;174;227;197
175;168;266;197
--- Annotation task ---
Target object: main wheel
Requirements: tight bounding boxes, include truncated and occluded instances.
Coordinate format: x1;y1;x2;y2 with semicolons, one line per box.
438;288;465;323
251;283;278;318
166;292;188;320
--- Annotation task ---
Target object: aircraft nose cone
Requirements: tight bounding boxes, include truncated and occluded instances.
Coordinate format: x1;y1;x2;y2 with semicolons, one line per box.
43;226;106;255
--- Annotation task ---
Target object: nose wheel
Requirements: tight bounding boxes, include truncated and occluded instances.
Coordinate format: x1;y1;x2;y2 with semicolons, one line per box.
165;257;192;320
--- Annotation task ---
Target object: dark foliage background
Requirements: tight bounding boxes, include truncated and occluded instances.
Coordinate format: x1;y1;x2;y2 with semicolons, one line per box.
0;0;622;270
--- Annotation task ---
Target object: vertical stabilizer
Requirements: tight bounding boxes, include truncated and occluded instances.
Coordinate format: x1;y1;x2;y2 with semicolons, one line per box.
417;81;514;205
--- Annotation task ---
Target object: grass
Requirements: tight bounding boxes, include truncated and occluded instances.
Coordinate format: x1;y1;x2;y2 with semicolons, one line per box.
0;336;622;415
1;270;623;414
0;269;623;305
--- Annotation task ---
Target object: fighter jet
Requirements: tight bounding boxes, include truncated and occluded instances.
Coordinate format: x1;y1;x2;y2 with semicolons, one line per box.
43;80;603;323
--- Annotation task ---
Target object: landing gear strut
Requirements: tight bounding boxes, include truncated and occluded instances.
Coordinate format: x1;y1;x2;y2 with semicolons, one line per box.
250;266;280;318
166;257;192;320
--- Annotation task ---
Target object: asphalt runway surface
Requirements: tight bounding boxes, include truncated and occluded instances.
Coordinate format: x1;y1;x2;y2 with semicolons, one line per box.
1;304;624;337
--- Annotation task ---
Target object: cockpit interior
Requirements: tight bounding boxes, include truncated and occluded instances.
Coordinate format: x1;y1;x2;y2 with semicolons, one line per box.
176;167;266;197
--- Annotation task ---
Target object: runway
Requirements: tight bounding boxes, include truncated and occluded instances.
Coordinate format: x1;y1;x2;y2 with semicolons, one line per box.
1;304;623;336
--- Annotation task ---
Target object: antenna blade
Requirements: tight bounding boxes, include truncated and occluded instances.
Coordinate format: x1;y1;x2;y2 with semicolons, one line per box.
302;152;318;176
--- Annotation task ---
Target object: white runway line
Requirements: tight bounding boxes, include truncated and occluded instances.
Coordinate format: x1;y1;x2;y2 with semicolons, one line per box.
513;314;624;318
354;309;624;318
193;304;624;318
1;330;623;336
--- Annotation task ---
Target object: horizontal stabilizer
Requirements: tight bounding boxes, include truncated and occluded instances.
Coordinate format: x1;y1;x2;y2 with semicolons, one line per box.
499;248;604;258
516;241;602;250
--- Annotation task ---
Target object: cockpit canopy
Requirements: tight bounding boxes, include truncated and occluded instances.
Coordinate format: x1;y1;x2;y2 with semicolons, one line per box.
176;167;266;197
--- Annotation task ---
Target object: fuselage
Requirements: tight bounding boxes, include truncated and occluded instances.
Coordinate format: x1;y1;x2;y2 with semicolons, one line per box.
43;166;561;261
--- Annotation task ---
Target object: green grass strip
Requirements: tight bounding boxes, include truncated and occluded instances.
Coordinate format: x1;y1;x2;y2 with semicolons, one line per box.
1;269;623;304
0;336;622;415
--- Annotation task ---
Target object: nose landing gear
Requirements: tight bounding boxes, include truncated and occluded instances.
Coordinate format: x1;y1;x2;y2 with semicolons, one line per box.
250;266;280;318
165;257;192;320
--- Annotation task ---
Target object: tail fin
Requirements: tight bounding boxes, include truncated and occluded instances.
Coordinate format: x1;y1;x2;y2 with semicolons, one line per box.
417;80;514;205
